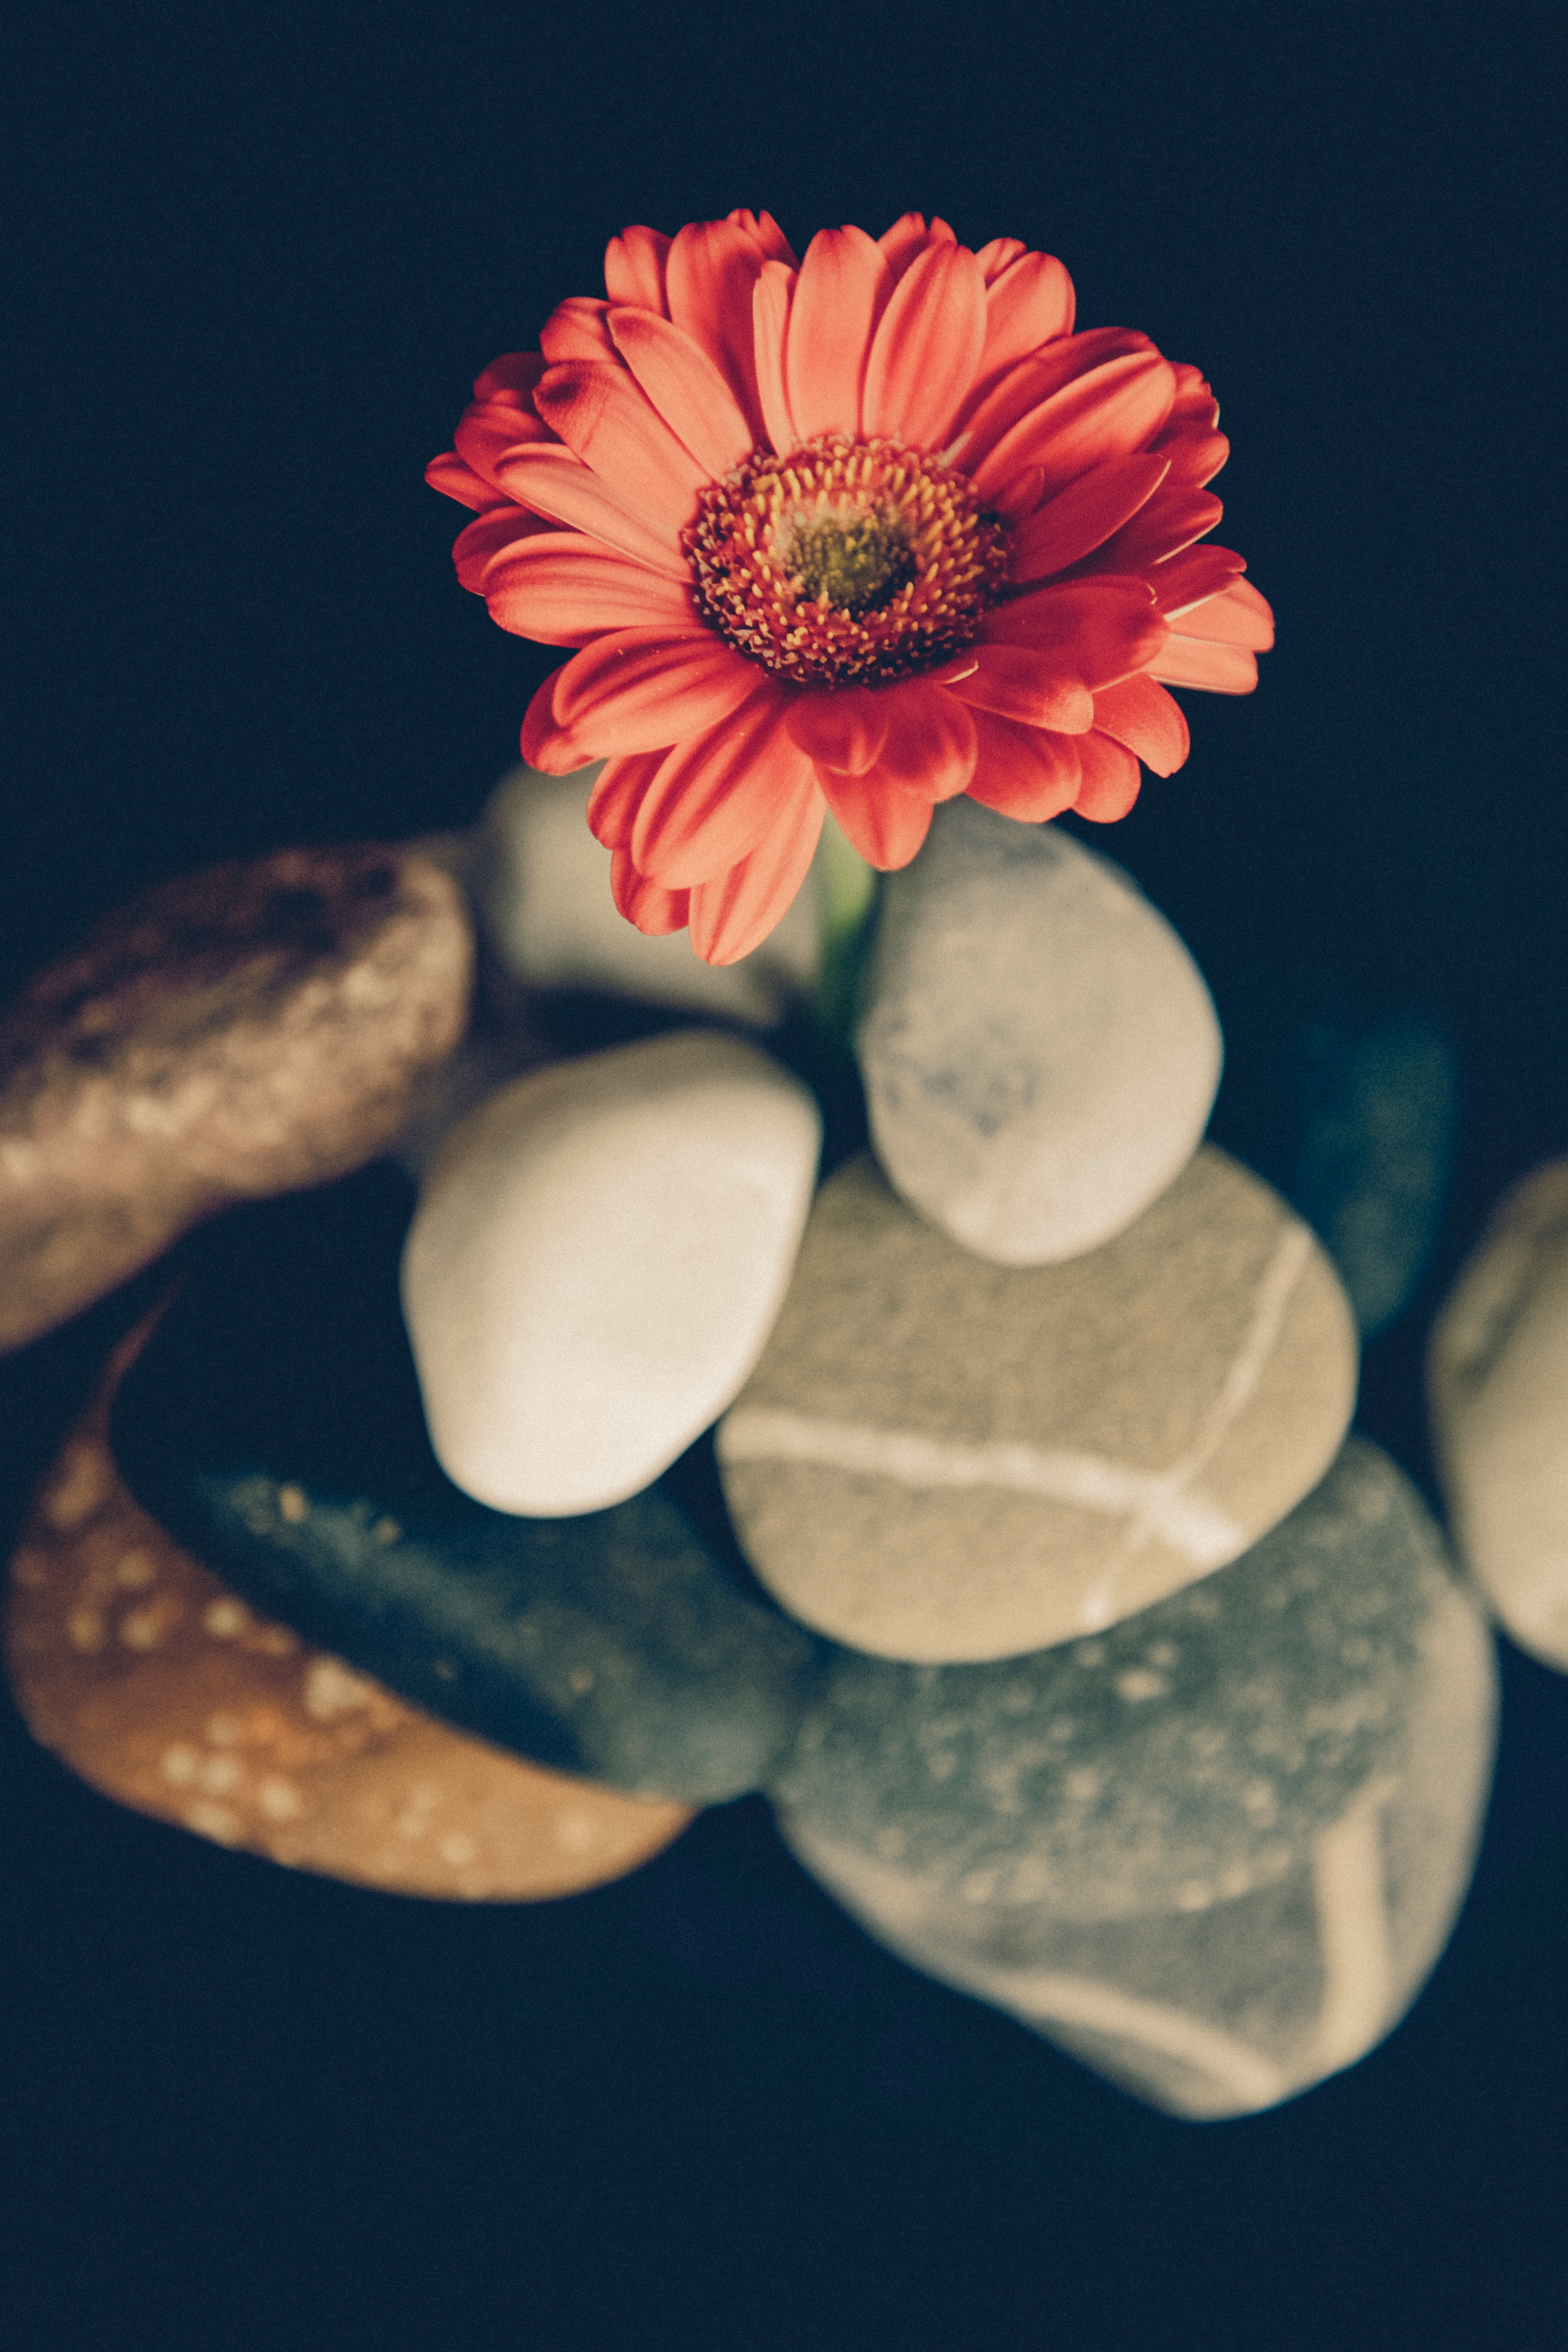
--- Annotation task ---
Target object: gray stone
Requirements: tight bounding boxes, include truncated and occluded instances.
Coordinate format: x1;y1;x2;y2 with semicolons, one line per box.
856;799;1222;1265
779;1441;1497;2118
717;1147;1357;1660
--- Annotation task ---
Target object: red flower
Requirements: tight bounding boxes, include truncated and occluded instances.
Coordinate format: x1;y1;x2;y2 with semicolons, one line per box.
429;211;1272;964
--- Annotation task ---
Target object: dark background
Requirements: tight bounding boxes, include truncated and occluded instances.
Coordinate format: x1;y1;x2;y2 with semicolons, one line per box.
4;3;1567;2345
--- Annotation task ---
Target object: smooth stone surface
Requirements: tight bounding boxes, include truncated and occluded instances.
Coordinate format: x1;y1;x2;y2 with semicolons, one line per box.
477;764;821;1026
856;799;1222;1266
0;843;472;1354
779;1443;1497;2118
1429;1158;1568;1669
1285;1013;1458;1336
109;1167;821;1802
9;1326;690;1899
404;1029;823;1515
718;1147;1358;1661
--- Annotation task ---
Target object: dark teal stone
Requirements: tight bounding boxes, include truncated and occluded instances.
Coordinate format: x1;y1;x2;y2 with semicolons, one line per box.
109;1164;822;1803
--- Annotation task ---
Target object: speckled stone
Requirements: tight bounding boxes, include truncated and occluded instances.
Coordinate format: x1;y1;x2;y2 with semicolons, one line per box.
0;843;473;1354
717;1147;1357;1660
856;798;1222;1265
779;1441;1497;2118
1429;1158;1568;1669
7;1322;692;1898
108;1166;820;1803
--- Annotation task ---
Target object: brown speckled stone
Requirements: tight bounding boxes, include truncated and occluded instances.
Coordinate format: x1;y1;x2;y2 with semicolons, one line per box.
4;1319;690;1899
0;844;473;1352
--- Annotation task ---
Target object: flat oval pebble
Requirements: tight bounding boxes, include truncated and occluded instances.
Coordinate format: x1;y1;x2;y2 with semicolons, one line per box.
0;843;472;1354
403;1028;822;1515
1429;1158;1568;1668
779;1441;1497;2117
856;797;1222;1265
718;1146;1357;1660
109;1166;821;1802
8;1327;690;1899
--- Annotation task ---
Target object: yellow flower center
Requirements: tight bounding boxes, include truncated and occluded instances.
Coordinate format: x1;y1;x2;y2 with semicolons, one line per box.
683;435;1011;688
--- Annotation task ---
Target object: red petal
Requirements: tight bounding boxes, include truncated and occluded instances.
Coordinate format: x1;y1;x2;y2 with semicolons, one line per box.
666;218;774;445
752;259;799;454
939;643;1095;732
1150;542;1246;616
1068;480;1224;576
688;780;825;965
452;506;559;591
544;626;761;761
608;307;754;476
1150;637;1259;694
534;360;710;539
611;849;691;936
975;237;1028;284
1165;363;1220;431
453;394;554;491
1089;676;1191;776
989;464;1045;523
877;213;957;282
483;534;700;645
493;445;688;578
820;768;934;869
474;354;548;401
984;578;1168;688
862;240;988;449
965;710;1082;820
973;249;1076;398
540;299;618;364
632;689;811;886
520;669;588;774
783;686;889;775
1009;454;1171;585
426;450;506;513
1073;731;1144;821
953;327;1154;466
1154;426;1230;488
971;350;1177;503
604;227;672;314
589;752;668;847
786;226;892;442
727;208;797;266
1172;577;1275;649
870;679;979;799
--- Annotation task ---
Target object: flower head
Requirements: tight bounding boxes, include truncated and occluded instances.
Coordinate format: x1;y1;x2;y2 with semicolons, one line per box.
429;212;1272;963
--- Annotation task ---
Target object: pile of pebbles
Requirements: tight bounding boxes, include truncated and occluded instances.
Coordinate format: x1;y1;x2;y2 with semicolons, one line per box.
1;766;1529;2120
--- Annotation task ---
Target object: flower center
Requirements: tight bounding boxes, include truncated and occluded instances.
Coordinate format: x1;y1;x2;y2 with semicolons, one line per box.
682;435;1011;688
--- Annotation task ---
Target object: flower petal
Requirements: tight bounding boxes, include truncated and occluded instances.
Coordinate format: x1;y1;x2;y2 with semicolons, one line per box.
426;450;506;512
526;626;760;766
862;240;988;450
1155;424;1230;488
534;360;711;538
688;779;826;965
820;768;934;869
1089;675;1191;775
752;259;799;454
971;249;1076;407
482;533;701;645
1150;636;1259;694
984;578;1168;688
1068;480;1224;576
608;307;755;476
786;227;893;442
937;642;1094;732
474;353;549;402
953;327;1154;465
1073;731;1144;821
540;299;618;363
588;752;663;846
1172;577;1275;648
453;393;554;492
604;227;672;314
632;689;810;887
990;464;1045;523
452;506;559;591
611;848;691;936
1008;454;1171;585
965;709;1082;820
494;444;689;578
666;218;775;444
975;237;1028;284
727;208;797;266
971;349;1178;503
876;213;957;282
1149;542;1247;616
783;685;889;775
867;679;979;799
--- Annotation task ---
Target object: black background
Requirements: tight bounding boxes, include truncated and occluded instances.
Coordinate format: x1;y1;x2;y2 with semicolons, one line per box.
4;3;1567;2345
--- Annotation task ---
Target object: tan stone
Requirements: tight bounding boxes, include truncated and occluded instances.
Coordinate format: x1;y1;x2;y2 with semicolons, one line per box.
0;843;473;1352
4;1319;690;1898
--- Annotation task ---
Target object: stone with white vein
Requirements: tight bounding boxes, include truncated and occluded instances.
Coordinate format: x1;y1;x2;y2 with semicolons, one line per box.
402;1029;822;1515
856;797;1222;1266
717;1146;1357;1660
778;1441;1497;2117
1429;1157;1568;1669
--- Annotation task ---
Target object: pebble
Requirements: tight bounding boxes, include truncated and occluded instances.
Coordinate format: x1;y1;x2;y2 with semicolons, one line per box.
718;1147;1357;1660
403;1028;823;1514
777;1440;1497;2117
856;799;1221;1265
109;1166;822;1802
1429;1158;1568;1668
0;843;472;1353
7;1322;691;1899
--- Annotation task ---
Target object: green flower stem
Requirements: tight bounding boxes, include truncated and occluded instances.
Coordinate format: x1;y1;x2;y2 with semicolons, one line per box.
811;814;880;1054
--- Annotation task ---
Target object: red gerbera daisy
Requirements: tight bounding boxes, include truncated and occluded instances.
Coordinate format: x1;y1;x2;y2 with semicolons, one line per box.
428;210;1273;965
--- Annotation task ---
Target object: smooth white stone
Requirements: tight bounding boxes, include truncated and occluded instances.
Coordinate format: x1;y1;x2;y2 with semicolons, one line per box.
857;797;1222;1265
476;765;821;1026
1429;1158;1568;1668
401;1030;822;1515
